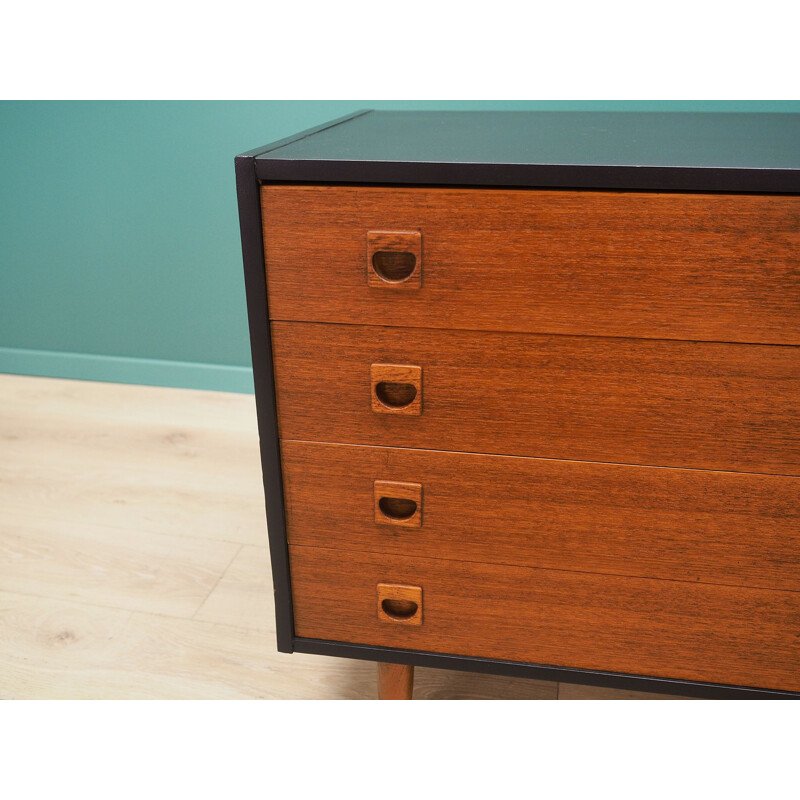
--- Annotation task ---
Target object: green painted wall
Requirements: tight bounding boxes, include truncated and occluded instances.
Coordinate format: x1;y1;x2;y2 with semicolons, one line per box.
1;100;799;392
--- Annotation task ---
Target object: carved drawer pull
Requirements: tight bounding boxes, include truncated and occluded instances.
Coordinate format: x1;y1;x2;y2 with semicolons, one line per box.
371;363;422;415
377;583;423;625
374;480;422;527
367;231;422;288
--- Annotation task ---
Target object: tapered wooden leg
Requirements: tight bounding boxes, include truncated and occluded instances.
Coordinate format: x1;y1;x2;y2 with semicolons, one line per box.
378;662;414;700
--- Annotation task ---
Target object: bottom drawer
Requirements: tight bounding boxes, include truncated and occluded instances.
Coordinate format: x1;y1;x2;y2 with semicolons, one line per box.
290;545;800;693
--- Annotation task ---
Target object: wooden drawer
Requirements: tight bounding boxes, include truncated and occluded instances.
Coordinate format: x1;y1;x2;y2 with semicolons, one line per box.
290;545;800;693
262;185;800;345
281;441;800;592
271;321;800;475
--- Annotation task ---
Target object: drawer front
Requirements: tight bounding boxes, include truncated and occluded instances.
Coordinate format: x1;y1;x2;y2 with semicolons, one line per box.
290;545;800;693
271;322;800;475
282;441;800;592
262;185;800;345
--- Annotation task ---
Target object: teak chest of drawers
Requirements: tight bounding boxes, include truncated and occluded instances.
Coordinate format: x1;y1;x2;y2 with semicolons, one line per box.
236;110;800;699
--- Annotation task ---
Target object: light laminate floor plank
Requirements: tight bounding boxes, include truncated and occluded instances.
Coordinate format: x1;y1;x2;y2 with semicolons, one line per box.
0;374;258;432
0;464;268;546
0;515;240;617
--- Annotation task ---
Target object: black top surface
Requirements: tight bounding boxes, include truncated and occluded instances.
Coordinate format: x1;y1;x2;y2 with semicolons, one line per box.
253;110;800;192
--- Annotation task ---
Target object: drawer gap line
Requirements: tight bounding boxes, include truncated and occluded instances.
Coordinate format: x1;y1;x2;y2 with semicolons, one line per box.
266;317;800;350
287;543;800;596
279;439;800;480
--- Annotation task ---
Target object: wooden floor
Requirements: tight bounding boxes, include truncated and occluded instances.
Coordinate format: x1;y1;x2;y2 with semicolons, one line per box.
0;373;687;699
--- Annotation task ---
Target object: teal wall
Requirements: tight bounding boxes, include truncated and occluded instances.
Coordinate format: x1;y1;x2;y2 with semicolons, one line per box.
2;100;799;392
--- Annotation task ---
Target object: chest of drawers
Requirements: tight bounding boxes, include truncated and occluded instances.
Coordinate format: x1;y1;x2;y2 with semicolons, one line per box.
236;110;800;699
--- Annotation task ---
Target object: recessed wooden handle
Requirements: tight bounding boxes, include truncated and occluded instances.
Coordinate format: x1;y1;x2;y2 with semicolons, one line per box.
381;598;419;618
371;364;422;415
379;497;417;519
374;480;422;527
377;583;422;625
367;231;422;289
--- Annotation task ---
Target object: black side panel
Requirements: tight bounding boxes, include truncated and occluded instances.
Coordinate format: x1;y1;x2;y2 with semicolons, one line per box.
235;154;293;651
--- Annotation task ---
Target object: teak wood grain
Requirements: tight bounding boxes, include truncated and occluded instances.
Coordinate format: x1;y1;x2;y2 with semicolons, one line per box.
289;545;800;693
280;441;800;592
261;185;800;346
271;322;800;476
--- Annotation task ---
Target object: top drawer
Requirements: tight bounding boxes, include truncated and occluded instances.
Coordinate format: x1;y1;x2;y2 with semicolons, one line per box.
262;185;800;345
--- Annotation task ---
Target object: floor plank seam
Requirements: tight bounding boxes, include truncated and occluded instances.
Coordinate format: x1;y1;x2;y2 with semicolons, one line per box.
0;509;266;548
0;586;236;627
192;543;245;620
